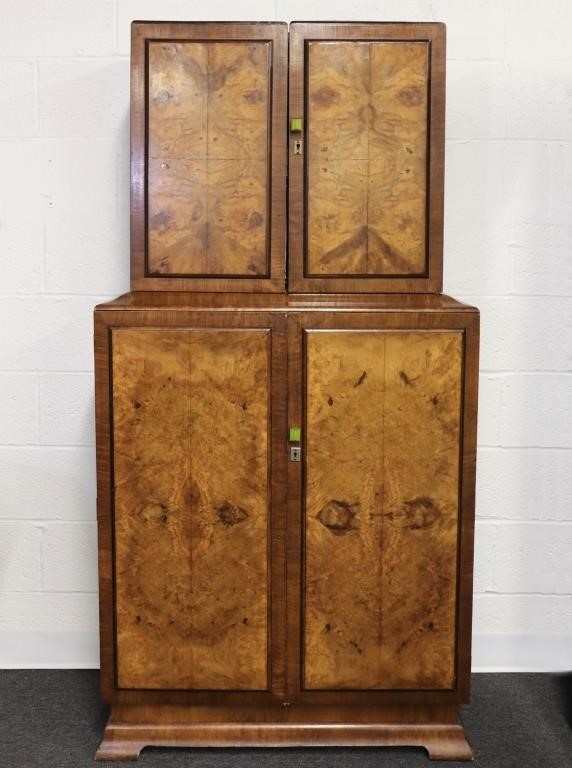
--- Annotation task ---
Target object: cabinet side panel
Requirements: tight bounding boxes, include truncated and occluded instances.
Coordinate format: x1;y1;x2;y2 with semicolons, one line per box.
304;330;462;690
112;328;269;690
306;41;428;277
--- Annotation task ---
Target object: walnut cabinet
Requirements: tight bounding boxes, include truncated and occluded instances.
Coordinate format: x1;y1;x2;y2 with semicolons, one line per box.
95;20;479;763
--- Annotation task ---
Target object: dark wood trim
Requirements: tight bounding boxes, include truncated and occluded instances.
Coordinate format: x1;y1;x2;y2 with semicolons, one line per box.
268;313;289;699
456;312;480;702
130;21;287;293
94;312;116;702
95;291;477;313
129;23;146;290
286;314;303;702
288;22;445;294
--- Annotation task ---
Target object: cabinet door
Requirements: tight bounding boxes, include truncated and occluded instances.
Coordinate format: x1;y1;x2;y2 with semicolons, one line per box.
288;23;445;293
131;22;287;292
100;319;286;694
297;319;467;691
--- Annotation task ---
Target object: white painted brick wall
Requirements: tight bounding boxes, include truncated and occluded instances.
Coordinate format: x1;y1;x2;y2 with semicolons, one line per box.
45;140;130;294
0;0;115;57
39;58;130;139
477;449;572;522
444;141;511;296
0;0;570;670
499;375;572;448
39;373;95;447
0;522;42;591
0;447;96;520
473;594;572;636
0;297;99;371
0;593;99;632
42;522;99;592
0;60;36;136
0;374;39;444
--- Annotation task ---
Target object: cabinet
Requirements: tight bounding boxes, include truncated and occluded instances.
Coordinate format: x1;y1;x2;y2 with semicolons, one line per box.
95;20;479;763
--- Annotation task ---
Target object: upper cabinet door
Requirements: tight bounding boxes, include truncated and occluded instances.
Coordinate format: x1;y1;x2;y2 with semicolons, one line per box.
131;22;287;292
288;23;445;293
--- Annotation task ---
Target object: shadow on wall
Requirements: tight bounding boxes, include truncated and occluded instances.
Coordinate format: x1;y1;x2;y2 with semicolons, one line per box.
43;57;131;295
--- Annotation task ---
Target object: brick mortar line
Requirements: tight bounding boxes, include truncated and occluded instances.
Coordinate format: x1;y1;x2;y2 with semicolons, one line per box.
475;519;572;526
0;590;98;595
0;445;93;450
477;446;572;451
475;591;572;597
0;55;129;61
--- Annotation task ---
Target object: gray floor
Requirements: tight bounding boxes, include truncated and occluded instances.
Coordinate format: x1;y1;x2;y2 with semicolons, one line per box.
0;672;571;767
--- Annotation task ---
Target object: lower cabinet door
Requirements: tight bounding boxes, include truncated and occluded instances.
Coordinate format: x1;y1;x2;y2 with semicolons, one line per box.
301;323;465;691
108;324;278;692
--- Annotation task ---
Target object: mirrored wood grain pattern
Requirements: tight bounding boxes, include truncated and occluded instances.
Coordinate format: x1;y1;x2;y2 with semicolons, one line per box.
304;330;462;689
307;42;428;276
147;42;270;276
112;328;270;690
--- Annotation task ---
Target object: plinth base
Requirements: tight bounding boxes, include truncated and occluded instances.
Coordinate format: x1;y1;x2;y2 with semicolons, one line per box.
96;703;473;761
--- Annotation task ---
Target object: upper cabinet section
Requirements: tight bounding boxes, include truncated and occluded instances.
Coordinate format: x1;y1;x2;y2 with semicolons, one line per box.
130;22;287;292
289;23;445;293
130;22;445;294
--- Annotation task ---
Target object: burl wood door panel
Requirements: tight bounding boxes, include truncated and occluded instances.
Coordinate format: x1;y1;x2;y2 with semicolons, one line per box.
131;23;287;292
307;41;428;276
304;329;463;690
111;327;270;690
288;23;445;293
147;41;269;276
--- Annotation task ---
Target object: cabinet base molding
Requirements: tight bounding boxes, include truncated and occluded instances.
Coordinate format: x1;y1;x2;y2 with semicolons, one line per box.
96;704;473;762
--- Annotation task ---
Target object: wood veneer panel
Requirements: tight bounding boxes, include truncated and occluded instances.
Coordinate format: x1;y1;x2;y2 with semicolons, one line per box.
304;330;462;689
147;42;207;161
307;41;428;277
147;41;270;277
112;328;269;690
367;42;428;273
380;331;462;689
304;331;386;688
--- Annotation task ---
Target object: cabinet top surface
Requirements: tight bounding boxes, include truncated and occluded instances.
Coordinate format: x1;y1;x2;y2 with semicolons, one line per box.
131;20;445;28
95;292;477;313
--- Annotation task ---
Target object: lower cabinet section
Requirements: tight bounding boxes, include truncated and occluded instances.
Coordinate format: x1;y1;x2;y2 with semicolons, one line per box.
94;296;479;761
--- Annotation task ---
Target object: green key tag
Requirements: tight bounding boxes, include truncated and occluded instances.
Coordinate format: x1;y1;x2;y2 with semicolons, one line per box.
290;116;303;133
289;426;301;443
